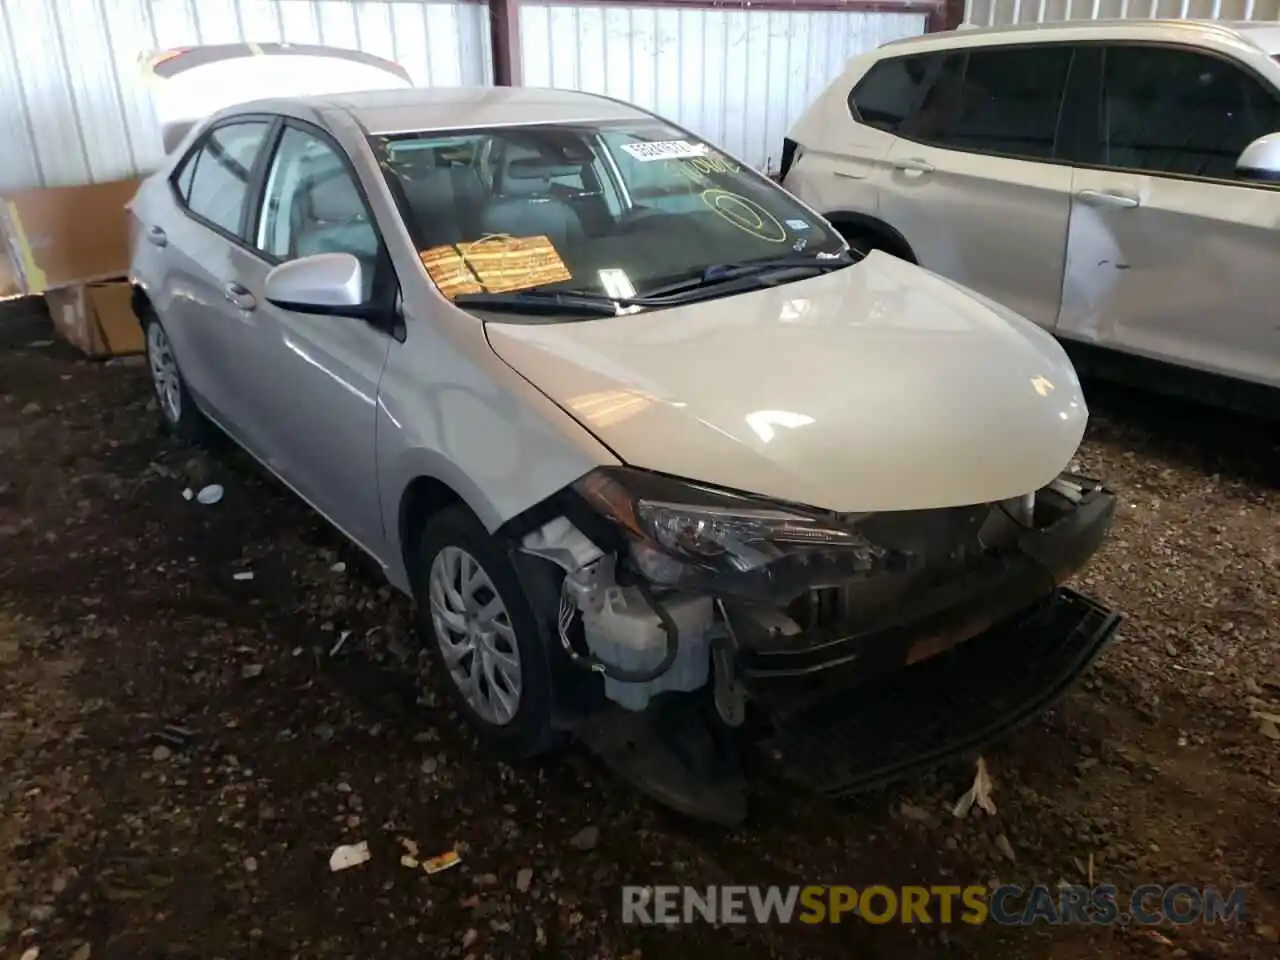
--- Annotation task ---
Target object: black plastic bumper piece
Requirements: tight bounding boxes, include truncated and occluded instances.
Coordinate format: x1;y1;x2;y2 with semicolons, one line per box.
736;487;1117;704
755;586;1121;798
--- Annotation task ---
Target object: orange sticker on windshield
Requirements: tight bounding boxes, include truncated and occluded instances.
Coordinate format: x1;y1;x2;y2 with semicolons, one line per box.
420;234;572;299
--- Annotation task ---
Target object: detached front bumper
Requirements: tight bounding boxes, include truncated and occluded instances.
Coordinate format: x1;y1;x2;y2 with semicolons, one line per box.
742;483;1121;798
756;586;1120;797
737;481;1117;708
565;477;1121;821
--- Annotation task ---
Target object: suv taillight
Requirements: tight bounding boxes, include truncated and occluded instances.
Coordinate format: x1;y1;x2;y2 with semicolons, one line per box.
779;137;803;182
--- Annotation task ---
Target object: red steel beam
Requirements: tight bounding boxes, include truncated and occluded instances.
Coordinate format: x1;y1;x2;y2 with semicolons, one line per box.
489;0;523;86
486;0;953;85
508;0;951;32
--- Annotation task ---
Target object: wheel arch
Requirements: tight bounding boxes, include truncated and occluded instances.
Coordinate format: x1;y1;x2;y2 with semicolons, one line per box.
131;283;155;322
823;210;917;263
392;451;518;589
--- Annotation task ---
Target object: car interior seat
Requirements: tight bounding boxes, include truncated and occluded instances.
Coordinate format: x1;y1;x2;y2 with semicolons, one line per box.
291;167;378;297
479;156;586;248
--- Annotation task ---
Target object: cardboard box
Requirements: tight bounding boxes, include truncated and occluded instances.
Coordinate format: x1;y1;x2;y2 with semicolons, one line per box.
1;178;140;296
0;252;18;300
44;280;143;358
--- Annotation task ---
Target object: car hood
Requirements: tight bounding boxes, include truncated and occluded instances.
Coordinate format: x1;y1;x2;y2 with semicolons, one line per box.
484;252;1088;513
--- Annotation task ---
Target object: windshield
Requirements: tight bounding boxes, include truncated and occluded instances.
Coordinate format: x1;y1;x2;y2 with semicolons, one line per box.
372;119;846;306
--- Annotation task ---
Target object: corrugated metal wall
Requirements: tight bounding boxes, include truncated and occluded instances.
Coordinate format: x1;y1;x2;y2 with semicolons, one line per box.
519;3;928;172
966;0;1280;27
0;0;492;194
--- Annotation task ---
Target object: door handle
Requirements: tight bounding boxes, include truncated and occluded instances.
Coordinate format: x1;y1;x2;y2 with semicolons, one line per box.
146;226;167;247
1076;189;1140;210
223;282;257;311
892;158;934;176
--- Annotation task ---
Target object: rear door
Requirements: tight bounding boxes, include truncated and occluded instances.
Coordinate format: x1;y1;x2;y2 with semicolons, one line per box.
783;54;902;218
876;44;1076;330
151;117;277;440
1057;43;1280;388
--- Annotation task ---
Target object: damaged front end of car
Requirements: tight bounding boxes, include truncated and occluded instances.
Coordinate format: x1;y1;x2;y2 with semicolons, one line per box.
503;466;1121;825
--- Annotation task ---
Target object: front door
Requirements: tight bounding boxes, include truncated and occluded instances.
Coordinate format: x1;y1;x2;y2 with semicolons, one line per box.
1057;43;1280;388
876;44;1077;331
233;120;396;556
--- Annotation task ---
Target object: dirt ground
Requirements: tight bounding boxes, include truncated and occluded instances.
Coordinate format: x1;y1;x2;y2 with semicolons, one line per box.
1;302;1277;960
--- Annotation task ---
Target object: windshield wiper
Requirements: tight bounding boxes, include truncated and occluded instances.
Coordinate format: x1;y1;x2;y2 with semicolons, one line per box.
452;290;621;317
640;252;853;298
453;252;855;316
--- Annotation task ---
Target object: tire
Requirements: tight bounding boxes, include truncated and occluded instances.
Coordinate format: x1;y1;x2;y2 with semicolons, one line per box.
412;504;556;758
143;313;208;442
840;229;887;259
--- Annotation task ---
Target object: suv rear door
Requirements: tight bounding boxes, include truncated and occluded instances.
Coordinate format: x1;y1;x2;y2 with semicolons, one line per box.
1056;43;1280;388
870;44;1076;330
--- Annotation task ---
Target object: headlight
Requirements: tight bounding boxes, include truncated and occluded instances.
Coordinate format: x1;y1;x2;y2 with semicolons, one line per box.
573;468;905;596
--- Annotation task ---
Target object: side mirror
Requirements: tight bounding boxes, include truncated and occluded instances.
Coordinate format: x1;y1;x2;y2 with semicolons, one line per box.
1235;132;1280;182
264;252;364;314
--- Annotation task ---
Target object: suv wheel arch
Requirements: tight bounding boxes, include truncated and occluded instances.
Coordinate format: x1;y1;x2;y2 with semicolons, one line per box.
825;212;917;263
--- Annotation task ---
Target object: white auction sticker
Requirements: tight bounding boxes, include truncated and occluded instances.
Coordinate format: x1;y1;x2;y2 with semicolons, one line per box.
619;139;708;162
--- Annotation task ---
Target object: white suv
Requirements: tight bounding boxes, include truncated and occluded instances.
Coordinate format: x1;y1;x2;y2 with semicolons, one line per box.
782;19;1280;403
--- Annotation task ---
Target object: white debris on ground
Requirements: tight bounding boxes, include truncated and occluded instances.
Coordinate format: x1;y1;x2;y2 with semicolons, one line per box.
952;756;997;818
329;630;352;657
195;484;223;505
328;841;371;872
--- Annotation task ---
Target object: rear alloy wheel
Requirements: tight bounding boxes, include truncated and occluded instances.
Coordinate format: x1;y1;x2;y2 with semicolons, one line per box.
414;505;556;757
144;316;206;441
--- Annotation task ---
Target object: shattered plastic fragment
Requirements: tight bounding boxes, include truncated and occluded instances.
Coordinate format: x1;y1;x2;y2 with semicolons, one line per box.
329;631;352;657
423;850;461;875
181;488;193;501
952;756;997;818
400;854;420;869
328;841;371;872
233;571;255;581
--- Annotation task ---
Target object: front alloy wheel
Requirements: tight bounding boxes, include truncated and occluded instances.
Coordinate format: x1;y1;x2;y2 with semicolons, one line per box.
413;504;556;757
428;545;523;726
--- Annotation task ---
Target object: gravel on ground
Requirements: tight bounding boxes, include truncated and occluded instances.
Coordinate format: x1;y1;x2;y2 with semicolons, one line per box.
1;305;1277;959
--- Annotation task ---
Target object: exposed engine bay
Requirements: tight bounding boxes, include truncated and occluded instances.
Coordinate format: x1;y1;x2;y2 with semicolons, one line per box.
511;467;1121;824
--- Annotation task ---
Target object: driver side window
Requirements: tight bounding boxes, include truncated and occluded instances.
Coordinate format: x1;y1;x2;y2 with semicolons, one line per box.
255;125;380;299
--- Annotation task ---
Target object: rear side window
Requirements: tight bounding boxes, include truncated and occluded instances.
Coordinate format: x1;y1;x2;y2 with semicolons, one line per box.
181;120;273;236
849;53;948;134
1098;45;1280;179
850;45;1073;162
172;149;198;201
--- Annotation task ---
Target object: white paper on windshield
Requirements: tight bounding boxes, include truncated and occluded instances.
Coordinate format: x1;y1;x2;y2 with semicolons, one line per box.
620;139;708;162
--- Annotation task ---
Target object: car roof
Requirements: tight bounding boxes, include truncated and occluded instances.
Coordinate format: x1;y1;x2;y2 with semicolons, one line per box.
227;86;654;135
879;17;1280;58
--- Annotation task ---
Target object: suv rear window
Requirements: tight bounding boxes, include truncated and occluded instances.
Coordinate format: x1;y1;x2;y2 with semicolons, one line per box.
848;53;947;135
